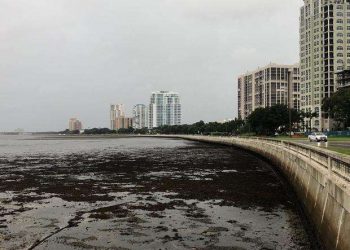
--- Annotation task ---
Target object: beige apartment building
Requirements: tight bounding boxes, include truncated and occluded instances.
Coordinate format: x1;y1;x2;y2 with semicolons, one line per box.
114;117;133;130
300;0;350;131
238;63;300;120
110;104;133;130
110;104;125;130
68;118;82;131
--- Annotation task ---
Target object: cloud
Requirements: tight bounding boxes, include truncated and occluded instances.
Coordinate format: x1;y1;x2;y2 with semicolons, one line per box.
0;0;303;131
232;47;257;58
172;0;303;23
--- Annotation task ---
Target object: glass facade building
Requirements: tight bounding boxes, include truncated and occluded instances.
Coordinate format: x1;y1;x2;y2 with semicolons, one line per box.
148;91;181;128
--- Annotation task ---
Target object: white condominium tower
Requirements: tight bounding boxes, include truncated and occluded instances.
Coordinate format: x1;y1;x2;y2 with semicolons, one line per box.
133;104;148;129
110;104;125;130
238;63;300;120
300;0;350;131
148;91;181;128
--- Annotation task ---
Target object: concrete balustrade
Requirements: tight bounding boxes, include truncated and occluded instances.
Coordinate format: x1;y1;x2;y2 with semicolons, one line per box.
165;135;350;250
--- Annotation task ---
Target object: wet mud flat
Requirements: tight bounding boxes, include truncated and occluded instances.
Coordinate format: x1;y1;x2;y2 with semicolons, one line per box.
0;137;318;249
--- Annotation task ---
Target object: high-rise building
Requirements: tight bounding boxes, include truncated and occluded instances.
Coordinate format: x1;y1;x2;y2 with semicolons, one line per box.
114;117;133;130
300;0;350;131
69;118;82;131
148;91;181;128
110;104;125;130
133;104;148;129
237;63;300;120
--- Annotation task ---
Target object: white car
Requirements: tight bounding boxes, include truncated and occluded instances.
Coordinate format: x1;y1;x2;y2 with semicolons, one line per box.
308;132;328;142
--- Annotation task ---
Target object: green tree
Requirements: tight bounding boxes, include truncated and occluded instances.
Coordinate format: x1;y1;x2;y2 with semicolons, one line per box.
247;105;301;135
117;128;135;134
300;111;318;132
322;88;350;129
247;108;269;135
134;128;149;134
150;119;246;135
83;128;113;134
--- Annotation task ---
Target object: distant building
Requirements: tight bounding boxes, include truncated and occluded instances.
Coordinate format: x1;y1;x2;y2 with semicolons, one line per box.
237;63;300;120
110;104;125;130
133;104;148;129
69;118;82;131
114;117;133;130
148;91;181;128
110;104;134;130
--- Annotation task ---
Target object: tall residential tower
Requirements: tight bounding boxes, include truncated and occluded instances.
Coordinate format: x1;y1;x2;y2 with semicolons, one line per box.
110;104;125;130
300;0;350;130
133;104;148;129
69;118;82;131
238;63;300;120
148;91;181;128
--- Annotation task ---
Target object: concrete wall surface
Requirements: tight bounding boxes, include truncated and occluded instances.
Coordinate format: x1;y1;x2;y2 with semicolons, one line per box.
172;135;350;250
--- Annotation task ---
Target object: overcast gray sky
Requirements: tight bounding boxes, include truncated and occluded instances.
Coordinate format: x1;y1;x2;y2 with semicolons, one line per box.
0;0;303;132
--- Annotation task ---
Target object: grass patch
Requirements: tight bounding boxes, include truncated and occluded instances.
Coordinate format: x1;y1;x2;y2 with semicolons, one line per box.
265;136;350;155
275;136;350;142
273;136;307;141
326;136;350;141
325;147;350;155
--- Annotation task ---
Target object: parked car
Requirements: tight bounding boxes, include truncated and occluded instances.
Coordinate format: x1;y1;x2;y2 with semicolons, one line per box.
308;132;328;142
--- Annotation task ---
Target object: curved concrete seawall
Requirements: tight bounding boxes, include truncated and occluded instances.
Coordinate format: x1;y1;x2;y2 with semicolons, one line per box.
170;135;350;250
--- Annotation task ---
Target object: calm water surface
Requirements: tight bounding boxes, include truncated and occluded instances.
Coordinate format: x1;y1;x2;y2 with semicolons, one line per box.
0;135;318;249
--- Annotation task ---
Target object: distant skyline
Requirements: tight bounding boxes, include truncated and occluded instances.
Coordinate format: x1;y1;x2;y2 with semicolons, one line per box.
0;0;303;131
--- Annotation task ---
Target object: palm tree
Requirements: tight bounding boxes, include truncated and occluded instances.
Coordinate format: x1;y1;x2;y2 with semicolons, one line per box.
301;111;318;132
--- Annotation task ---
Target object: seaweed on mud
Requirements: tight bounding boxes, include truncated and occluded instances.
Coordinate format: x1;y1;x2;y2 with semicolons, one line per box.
127;199;188;212
0;140;317;249
0;144;293;207
147;212;165;218
88;204;129;219
161;233;183;242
